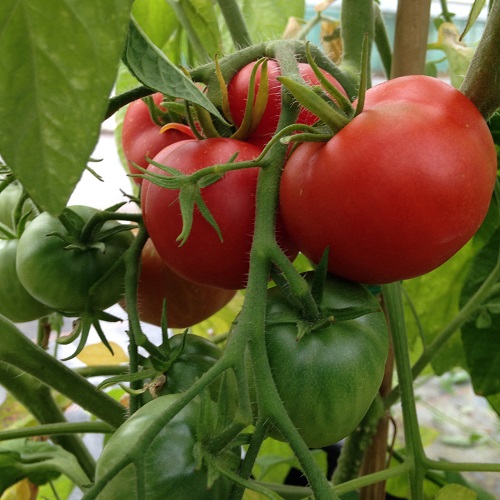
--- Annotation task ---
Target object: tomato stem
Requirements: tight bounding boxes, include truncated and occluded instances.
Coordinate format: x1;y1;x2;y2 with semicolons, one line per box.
381;282;426;498
460;0;500;119
0;316;126;427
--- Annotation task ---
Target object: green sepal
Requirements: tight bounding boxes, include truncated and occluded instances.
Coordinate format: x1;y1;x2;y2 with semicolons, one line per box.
278;76;350;133
305;42;354;116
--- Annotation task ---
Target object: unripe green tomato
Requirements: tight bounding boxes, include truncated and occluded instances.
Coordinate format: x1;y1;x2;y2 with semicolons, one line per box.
95;395;237;499
0;238;52;322
255;272;389;448
16;206;133;316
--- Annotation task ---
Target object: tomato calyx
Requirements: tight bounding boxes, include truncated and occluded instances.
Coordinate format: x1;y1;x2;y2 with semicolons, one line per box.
54;205;137;251
141;149;259;247
268;254;382;340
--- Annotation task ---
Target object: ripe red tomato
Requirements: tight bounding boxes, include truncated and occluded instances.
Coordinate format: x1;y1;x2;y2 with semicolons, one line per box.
122;238;236;328
142;138;296;290
279;75;497;284
227;60;347;142
122;93;195;184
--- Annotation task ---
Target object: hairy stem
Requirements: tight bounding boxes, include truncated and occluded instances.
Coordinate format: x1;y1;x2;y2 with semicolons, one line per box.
460;0;500;119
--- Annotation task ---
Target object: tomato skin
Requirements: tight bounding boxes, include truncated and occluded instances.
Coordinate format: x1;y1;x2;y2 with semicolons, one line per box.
122;93;195;184
260;273;389;448
142;138;297;290
95;395;237;499
280;75;498;284
16;206;133;315
227;60;348;141
124;238;236;328
0;239;52;322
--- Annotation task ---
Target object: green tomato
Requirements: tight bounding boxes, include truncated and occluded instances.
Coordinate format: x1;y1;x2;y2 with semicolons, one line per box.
95;394;237;499
16;206;133;316
141;334;224;404
0;238;52;322
0;182;35;230
160;334;223;394
260;272;389;448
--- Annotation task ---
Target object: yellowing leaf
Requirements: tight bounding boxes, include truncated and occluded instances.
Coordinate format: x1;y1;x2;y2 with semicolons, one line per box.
1;479;36;500
428;22;474;88
435;484;478;500
76;342;128;366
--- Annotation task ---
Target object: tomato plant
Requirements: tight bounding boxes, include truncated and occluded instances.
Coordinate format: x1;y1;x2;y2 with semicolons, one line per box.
0;238;52;323
16;206;133;315
255;272;389;448
1;1;500;499
280;75;498;284
122;93;195;184
142;137;297;290
227;59;347;142
121;238;235;327
95;394;237;500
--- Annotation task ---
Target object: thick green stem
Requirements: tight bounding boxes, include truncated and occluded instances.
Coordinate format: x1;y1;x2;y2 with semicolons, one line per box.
229;41;337;500
0;421;113;441
339;0;374;88
0;362;97;481
217;0;252;49
390;0;432;78
382;283;426;499
105;86;153;120
460;0;500;119
0;316;126;428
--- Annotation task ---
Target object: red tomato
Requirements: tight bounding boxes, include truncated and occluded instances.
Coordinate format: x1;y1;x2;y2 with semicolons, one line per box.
142;138;296;290
122;238;236;328
227;60;348;141
122;93;195;184
279;75;497;284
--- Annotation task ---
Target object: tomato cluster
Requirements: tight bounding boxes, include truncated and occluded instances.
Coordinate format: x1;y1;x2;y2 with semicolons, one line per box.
279;75;497;284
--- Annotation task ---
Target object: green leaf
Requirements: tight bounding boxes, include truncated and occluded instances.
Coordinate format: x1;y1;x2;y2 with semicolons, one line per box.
167;0;223;60
403;243;475;374
123;16;225;122
436;483;478;500
0;0;133;214
460;0;487;41
460;230;500;397
132;0;179;50
428;22;475;88
0;439;90;493
241;0;305;43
